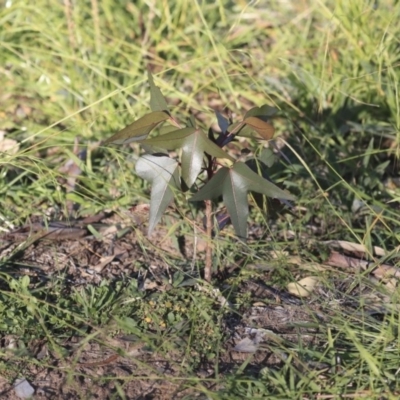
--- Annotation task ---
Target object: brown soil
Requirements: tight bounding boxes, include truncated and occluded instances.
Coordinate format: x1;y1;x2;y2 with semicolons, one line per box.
0;211;390;399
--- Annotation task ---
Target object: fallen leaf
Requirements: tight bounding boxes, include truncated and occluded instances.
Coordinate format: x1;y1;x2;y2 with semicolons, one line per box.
90;255;116;273
233;337;259;353
322;240;386;257
299;262;328;272
287;276;319;297
0;131;19;155
385;278;398;293
325;251;400;279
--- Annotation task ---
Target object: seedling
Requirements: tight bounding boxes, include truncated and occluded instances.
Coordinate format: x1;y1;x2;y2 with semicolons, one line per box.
105;72;295;282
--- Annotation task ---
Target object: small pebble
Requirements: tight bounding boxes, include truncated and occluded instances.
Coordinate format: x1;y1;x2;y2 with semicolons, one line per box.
14;378;35;399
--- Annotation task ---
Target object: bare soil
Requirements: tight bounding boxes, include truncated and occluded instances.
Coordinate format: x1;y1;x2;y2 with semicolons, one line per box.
0;211;391;399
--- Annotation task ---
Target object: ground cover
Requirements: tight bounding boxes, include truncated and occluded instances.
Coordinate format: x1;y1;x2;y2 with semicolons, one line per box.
1;0;400;398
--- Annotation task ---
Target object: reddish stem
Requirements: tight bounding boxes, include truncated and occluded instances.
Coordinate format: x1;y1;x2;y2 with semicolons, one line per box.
203;153;215;282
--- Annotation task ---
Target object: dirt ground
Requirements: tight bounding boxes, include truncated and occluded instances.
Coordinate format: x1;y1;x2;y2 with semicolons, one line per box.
0;211;393;399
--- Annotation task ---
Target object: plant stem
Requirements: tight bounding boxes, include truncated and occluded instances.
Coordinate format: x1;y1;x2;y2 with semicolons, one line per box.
204;153;215;283
204;199;213;282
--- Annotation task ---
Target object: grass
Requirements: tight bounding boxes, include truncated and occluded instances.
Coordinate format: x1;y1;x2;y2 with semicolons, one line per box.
1;0;400;398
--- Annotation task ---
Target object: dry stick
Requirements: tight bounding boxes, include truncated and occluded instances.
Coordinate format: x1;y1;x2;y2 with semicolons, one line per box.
190;222;198;273
63;0;76;50
203;151;216;283
91;0;101;54
316;391;393;399
78;354;119;368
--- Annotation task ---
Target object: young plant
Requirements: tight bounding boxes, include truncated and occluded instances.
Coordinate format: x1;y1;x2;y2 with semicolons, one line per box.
105;72;295;282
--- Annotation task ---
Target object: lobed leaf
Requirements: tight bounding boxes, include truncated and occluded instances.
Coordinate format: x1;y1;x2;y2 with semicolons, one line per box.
104;111;170;145
135;154;179;235
190;162;295;238
245;153;293;209
215;111;229;133
244;105;277;119
141;127;196;150
190;167;227;202
232;162;295;201
143;128;234;187
186;114;197;128
258;148;277;168
148;71;169;112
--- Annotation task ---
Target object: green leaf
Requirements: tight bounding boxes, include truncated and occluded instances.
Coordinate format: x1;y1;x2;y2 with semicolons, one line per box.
104;111;169;145
148;71;169;112
232;162;295;200
227;121;244;135
190;162;295;238
259;148;277;168
142;128;234;188
135;154;179;235
190;167;227;202
186;114;197;128
244;105;277;119
190;165;248;237
141;125;178;154
141;127;196;150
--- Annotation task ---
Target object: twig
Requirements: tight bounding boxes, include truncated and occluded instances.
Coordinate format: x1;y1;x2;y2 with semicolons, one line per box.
91;0;101;54
203;148;216;283
78;354;119;368
63;0;76;50
191;222;198;273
